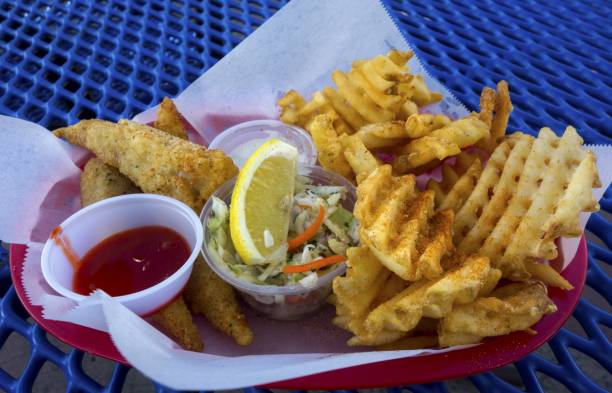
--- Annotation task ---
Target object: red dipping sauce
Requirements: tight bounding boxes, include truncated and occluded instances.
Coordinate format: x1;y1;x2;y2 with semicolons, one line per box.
73;226;191;297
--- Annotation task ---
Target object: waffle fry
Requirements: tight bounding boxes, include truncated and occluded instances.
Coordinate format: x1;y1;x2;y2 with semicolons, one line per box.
392;114;490;173
355;121;408;149
278;50;442;135
332;246;392;329
278;90;353;136
355;165;454;281
397;74;443;108
347;254;498;346
430;126;600;280
309;114;354;180
438;282;557;347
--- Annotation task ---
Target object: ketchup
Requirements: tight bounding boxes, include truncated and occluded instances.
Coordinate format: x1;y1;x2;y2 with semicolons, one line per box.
73;226;190;297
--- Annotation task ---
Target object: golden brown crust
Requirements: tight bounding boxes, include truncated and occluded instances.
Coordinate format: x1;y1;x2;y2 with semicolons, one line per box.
55;119;238;212
150;296;204;352
184;257;253;346
154;97;188;140
80;158;141;207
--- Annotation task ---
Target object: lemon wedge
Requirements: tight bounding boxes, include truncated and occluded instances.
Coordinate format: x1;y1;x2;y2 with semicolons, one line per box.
230;139;298;264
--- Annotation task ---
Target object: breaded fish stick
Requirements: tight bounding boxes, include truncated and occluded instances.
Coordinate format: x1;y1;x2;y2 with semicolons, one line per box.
154;97;189;140
80;160;204;351
150;296;204;352
80;158;141;206
54;119;238;212
71;109;252;346
184;256;254;346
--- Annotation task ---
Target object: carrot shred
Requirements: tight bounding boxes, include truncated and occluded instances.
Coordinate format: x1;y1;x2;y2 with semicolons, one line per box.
287;205;325;251
282;255;346;274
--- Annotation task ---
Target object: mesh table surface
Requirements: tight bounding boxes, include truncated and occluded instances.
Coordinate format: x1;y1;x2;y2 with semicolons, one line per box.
0;0;610;392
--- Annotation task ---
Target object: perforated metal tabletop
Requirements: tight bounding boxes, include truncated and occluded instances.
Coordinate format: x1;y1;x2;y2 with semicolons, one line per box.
0;0;610;392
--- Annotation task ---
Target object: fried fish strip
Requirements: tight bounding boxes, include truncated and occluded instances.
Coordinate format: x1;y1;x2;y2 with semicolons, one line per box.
184;256;254;346
151;296;204;352
80;157;141;207
54;119;238;212
80;161;203;351
154;97;189;140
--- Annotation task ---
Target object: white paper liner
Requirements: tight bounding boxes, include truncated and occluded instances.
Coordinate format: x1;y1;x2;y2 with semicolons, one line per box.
0;0;610;389
131;0;469;143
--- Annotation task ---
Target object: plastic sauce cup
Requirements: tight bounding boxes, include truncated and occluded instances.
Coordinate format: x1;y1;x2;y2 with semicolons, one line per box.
200;165;356;321
41;194;203;316
208;120;318;168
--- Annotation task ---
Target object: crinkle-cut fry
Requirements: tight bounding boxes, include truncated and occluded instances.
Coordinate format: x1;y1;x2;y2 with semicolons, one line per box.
478;87;496;128
339;134;381;184
278;89;307;125
355;121;408;149
394;115;490;172
363;255;495;338
332;70;395;123
478;81;513;153
387;49;414;66
524;260;573;290
349;68;402;111
184;256;253;346
405;113;452;138
400;99;419;119
332;246;391;323
398;75;443;107
322;86;367;131
353;52;411;86
309;115;354;181
278;90;353;135
302;91;353;135
278;50;438;135
501;126;600;271
438;282;557;347
377;335;438;351
154;97;188;140
54;119;238;213
150;295;204;352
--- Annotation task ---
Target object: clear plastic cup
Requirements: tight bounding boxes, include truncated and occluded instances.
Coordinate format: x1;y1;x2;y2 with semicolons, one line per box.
41;194;203;316
200;165;356;321
208;120;318;168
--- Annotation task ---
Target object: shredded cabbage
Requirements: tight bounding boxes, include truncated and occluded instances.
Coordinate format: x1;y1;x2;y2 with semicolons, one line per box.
206;178;359;287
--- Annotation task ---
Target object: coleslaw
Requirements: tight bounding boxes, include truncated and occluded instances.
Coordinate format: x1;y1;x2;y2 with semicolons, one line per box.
207;176;359;287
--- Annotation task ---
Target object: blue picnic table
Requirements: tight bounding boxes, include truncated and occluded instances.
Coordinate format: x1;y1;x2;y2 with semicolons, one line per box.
0;0;610;392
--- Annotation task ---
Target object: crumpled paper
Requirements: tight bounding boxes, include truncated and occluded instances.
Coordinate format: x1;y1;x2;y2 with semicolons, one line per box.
0;0;610;389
